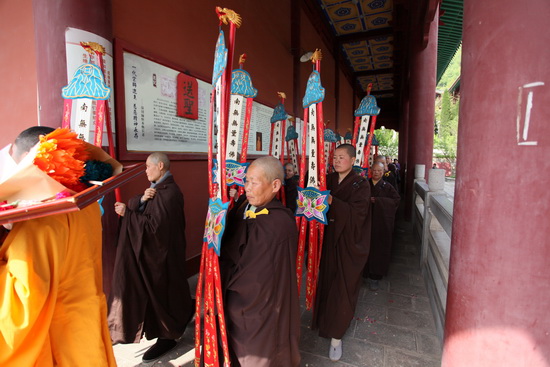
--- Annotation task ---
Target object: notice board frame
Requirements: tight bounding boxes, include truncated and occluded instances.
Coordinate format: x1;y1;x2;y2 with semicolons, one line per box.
114;38;212;161
114;38;277;162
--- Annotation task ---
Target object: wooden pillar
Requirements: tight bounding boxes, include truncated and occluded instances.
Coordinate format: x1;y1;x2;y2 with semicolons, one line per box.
33;0;112;125
404;5;438;219
398;87;409;191
291;0;301;117
442;1;550;366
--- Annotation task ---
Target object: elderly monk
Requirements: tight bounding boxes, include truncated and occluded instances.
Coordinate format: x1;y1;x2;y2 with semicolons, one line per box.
108;152;193;362
312;143;371;361
0;126;116;366
221;156;300;367
364;162;400;291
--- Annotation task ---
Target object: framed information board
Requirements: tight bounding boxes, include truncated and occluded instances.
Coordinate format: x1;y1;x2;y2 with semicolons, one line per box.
115;39;275;160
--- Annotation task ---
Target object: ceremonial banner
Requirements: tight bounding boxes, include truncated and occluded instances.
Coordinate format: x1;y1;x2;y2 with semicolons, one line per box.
195;8;242;367
285;121;300;175
269;92;289;204
65;28;115;144
296;50;331;310
352;86;381;176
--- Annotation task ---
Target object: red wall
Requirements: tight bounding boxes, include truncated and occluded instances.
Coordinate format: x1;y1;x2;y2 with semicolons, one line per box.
338;69;355;135
0;0;39;145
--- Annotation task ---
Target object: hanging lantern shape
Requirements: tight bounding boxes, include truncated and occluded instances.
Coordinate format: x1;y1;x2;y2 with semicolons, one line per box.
334;130;342;148
351;84;381;177
225;54;257;196
285;119;300;176
62;63;110;146
295;49;331;310
196;7;241;367
269;92;289;204
344;129;353;145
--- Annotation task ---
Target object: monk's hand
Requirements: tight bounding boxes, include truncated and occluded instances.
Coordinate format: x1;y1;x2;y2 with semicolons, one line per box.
328;195;333;205
114;202;127;217
229;187;237;198
142;188;157;202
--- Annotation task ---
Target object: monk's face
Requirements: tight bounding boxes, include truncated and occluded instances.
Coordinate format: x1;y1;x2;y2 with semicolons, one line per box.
371;164;384;181
333;148;354;174
245;164;279;207
145;157;163;182
284;164;295;179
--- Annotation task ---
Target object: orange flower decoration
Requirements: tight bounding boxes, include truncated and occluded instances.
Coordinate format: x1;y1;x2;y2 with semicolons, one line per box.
33;128;90;192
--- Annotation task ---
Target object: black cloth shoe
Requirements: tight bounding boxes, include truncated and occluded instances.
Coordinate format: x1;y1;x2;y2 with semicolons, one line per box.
142;338;177;362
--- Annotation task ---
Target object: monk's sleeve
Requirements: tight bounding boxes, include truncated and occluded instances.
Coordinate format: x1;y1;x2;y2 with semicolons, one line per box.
329;182;370;241
123;195;168;234
375;185;400;213
0;216;67;354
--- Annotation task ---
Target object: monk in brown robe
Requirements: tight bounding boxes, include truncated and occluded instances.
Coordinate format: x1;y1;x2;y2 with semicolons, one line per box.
108;152;193;362
221;156;300;367
364;161;400;291
312;144;371;361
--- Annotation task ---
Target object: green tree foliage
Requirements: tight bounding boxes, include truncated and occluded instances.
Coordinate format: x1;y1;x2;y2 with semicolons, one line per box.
434;45;461;175
434;90;459;170
374;127;399;158
437;46;461;89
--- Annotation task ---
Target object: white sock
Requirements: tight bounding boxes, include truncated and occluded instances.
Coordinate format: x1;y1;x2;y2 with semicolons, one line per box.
331;338;341;347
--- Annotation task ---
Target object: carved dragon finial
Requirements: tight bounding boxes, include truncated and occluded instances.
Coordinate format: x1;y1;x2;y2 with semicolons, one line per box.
216;7;242;28
277;92;287;100
311;49;322;63
239;54;246;65
80;42;105;55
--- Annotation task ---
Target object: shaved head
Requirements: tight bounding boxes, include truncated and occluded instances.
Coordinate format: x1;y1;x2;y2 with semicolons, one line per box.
12;126;55;163
372;161;385;170
147;152;170;170
245;156;284;206
335;143;356;159
249;156;284;182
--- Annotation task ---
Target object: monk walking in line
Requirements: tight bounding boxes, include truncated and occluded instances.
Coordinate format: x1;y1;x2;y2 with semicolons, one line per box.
311;143;372;361
221;156;300;367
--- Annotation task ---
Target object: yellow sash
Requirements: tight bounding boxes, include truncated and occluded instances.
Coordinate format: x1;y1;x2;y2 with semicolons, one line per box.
245;208;269;218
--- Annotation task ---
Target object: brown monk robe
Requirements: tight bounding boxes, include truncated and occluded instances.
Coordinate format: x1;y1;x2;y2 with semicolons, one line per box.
364;162;400;290
220;156;300;367
312;144;371;361
108;153;193;362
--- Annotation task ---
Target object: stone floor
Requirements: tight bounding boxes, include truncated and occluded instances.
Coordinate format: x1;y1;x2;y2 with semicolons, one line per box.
114;213;442;367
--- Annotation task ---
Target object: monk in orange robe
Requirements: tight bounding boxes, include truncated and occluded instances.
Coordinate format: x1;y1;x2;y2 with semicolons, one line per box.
0;127;116;366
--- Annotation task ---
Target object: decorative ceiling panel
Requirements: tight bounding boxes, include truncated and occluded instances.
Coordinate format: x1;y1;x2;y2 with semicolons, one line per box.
319;0;395;91
364;13;392;30
333;18;364;35
326;2;360;19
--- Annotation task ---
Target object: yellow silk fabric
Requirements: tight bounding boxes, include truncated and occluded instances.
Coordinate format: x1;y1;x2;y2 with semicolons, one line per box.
0;203;115;366
245;208;269;219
